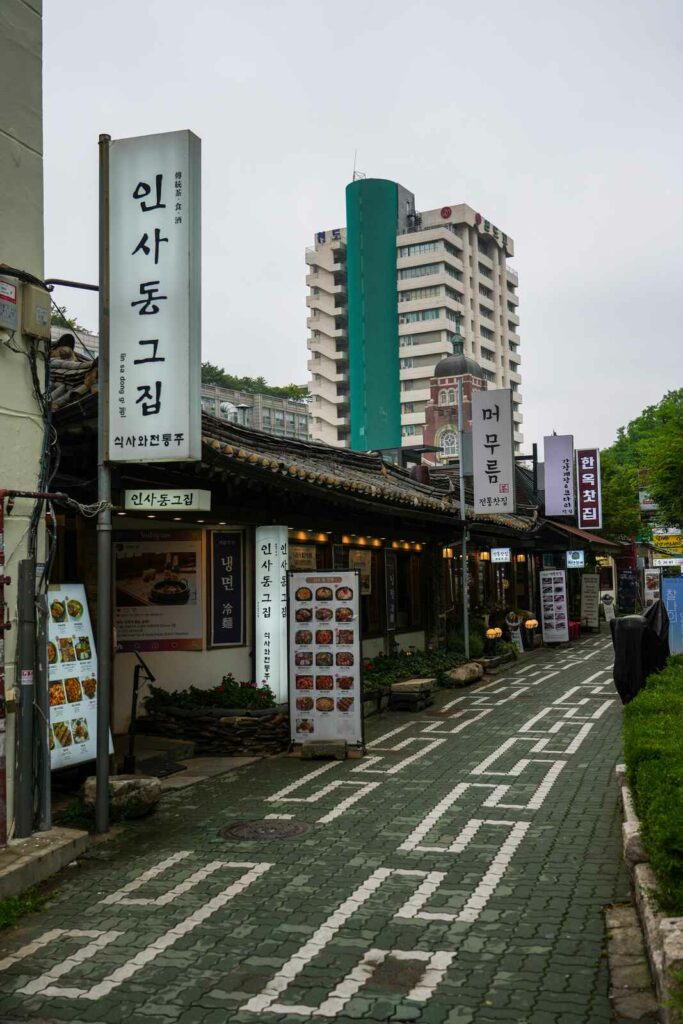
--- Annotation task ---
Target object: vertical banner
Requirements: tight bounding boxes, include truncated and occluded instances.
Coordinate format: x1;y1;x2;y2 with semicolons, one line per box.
575;448;602;529
385;550;398;632
580;575;600;628
543;435;575;516
662;577;683;653
539;569;569;643
643;567;662;609
109;130;201;461
472;389;516;513
288;571;363;746
208;531;245;647
47;585;113;768
255;525;288;701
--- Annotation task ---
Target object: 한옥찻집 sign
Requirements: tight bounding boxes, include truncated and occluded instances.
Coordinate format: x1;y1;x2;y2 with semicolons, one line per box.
108;130;201;462
575;448;602;530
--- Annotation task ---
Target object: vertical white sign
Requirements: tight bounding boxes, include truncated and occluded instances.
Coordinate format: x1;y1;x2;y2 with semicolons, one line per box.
580;575;600;628
288;571;363;747
543;435;575;516
539;569;569;643
255;526;289;703
472;389;516;513
108;130;201;462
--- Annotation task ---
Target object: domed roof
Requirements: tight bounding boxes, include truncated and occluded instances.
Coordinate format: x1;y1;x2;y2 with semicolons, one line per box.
434;349;484;380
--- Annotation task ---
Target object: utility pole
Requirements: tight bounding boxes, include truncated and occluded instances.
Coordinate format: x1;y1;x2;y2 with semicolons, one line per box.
457;380;469;659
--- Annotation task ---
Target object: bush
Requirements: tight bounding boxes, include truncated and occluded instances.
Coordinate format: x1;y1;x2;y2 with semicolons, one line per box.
362;646;468;695
623;654;683;914
145;675;277;711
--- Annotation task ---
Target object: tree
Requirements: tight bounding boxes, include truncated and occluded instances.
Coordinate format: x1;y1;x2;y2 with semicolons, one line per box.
644;392;683;526
200;361;309;401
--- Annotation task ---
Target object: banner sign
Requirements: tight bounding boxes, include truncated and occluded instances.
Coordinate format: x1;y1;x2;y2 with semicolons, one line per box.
255;525;288;701
288;571;363;747
472;389;516;512
109;130;201;462
543;434;575;516
580;575;600;628
566;550;585;569
47;584;113;769
385;550;397;631
663;577;683;654
539;569;569;643
491;547;511;563
643;567;661;608
639;491;658;513
575;448;602;529
654;558;683;568
208;531;244;647
652;528;683;556
114;530;203;651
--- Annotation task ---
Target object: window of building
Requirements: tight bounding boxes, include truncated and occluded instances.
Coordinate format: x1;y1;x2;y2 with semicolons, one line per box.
398;263;440;280
400;308;440;323
444;309;458;323
402;379;413;391
401;424;417;437
507;301;516;313
480;325;494;340
298;415;308;429
398;241;440;258
440;429;459;457
482;369;496;382
402;402;415;413
398;285;441;302
445;285;463;303
438;388;456;406
443;263;462;281
479;284;493;299
479;303;493;319
509;359;520;372
480;347;495;362
509;340;518;352
478;262;492;278
510;382;519;393
274;410;284;422
400;357;413;369
508;321;517;333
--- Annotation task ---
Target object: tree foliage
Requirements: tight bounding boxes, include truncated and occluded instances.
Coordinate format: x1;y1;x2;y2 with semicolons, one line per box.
201;361;308;401
600;389;683;538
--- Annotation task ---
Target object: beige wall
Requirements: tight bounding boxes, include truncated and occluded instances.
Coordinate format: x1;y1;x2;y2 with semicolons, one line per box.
0;0;44;838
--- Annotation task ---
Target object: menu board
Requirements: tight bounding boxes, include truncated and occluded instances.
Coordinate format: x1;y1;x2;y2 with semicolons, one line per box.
580;574;600;628
539;569;569;643
643;567;661;608
288;571;363;747
47;584;112;769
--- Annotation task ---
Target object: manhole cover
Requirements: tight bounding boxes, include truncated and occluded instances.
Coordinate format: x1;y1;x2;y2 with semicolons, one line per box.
220;819;310;841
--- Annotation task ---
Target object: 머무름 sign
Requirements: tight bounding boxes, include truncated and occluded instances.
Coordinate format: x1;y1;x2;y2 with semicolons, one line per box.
108;130;201;462
472;389;516;513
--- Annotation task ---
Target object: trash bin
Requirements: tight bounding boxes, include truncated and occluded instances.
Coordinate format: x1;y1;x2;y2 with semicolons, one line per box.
610;599;670;704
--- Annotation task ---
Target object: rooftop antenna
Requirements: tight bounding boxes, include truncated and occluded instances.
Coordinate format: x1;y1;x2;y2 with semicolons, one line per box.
352;149;366;181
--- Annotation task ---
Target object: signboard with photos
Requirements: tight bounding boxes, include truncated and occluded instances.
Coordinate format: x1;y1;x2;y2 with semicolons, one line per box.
47;584;112;769
544;435;575;516
288;571;363;748
471;389;516;513
643;567;662;608
108;130;201;463
539;569;569;643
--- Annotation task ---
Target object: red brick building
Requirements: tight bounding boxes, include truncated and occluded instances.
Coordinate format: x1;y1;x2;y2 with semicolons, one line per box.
423;341;487;465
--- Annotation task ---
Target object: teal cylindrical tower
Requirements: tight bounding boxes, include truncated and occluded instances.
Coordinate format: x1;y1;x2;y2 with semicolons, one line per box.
346;178;401;451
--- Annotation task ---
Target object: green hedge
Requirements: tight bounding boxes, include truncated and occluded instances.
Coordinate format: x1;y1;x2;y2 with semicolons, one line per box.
145;675;277;711
623;654;683;914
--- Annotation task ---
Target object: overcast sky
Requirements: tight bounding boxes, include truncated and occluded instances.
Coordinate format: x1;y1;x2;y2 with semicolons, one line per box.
44;0;682;452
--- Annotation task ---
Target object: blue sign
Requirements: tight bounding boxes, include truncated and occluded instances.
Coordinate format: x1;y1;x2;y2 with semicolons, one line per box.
209;531;244;647
662;577;683;654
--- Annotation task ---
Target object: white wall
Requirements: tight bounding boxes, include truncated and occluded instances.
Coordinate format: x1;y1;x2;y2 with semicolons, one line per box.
0;0;44;839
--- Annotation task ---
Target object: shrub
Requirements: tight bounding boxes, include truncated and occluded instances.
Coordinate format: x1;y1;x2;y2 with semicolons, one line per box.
623;655;683;914
145;675;277;711
362;646;468;695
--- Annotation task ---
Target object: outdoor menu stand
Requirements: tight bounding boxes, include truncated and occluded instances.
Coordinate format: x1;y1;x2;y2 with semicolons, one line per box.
389;678;435;712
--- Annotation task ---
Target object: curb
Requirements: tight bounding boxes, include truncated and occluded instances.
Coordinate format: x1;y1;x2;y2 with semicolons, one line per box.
617;764;683;1022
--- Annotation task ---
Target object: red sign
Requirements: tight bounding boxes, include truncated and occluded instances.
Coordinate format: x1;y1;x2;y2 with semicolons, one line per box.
440;206;452;219
575;448;602;530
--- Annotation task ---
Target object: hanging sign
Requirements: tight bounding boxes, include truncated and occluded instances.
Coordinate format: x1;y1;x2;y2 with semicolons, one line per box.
208;530;245;647
539;569;569;643
662;577;683;654
580;575;600;628
108;130;201;462
255;525;288;702
385;550;397;631
348;548;372;594
566;550;585;569
543;435;575;516
575;448;602;529
491;547;511;563
643;567;661;608
472;389;516;512
47;584;113;769
288;570;363;747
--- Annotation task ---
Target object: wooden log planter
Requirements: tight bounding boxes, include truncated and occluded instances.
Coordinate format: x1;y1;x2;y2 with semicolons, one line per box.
138;706;290;758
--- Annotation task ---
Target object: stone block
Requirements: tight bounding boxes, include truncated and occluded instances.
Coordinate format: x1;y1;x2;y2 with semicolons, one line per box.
623;820;648;868
82;774;162;820
300;740;347;761
446;663;484;684
390;678;434;694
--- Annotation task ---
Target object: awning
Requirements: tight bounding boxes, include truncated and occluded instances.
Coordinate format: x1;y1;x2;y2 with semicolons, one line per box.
546;521;622;551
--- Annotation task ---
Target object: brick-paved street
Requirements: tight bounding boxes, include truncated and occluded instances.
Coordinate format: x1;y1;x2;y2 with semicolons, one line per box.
0;633;627;1024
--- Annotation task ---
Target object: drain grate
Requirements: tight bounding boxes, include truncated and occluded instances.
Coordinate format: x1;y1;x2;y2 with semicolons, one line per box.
220;819;310;841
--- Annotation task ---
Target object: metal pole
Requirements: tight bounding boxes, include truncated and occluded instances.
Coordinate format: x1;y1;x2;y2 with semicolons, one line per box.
96;133;112;834
532;442;538;501
0;498;7;845
35;592;51;830
15;558;36;838
457;381;470;660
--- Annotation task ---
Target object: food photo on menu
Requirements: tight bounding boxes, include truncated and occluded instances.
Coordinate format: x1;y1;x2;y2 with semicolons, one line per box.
115;546;198;607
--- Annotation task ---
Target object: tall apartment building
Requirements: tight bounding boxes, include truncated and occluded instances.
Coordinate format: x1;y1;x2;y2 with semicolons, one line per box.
306;180;522;452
